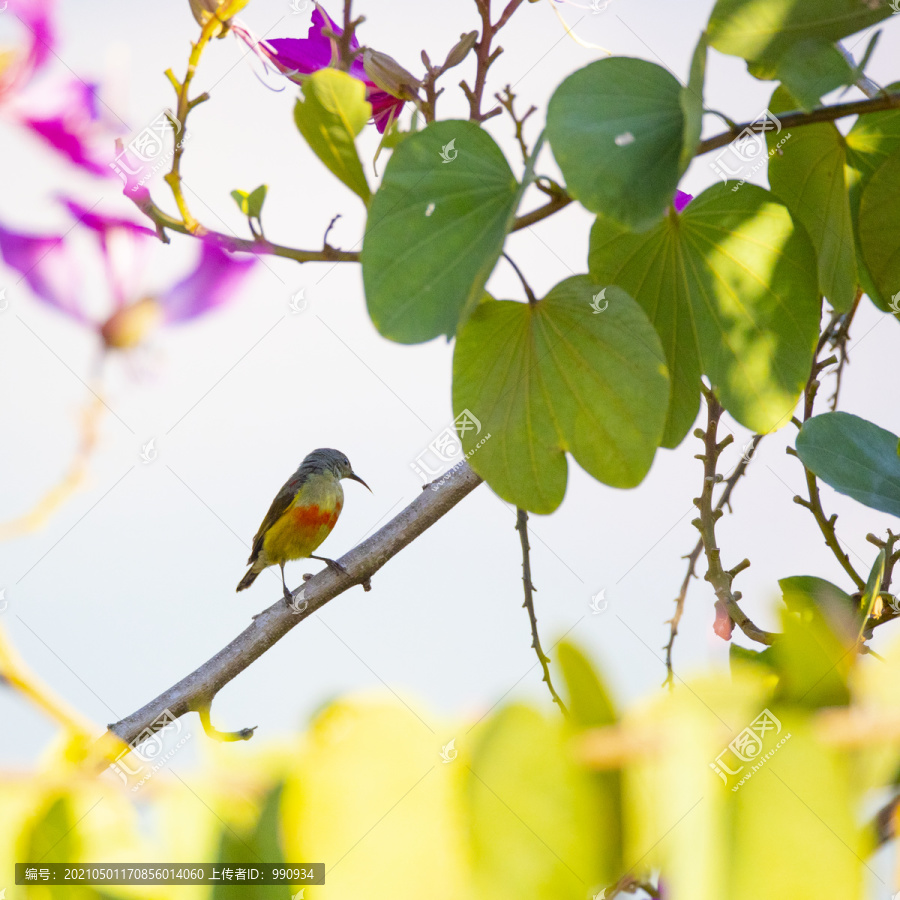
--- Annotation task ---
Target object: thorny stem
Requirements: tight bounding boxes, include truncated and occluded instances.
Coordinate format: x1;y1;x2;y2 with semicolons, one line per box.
826;288;862;410
460;0;527;122
663;433;762;686
515;508;568;715
790;315;866;591
496;85;537;165
693;389;776;646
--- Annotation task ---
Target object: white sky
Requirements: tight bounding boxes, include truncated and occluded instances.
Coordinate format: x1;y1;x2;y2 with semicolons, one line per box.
1;0;899;792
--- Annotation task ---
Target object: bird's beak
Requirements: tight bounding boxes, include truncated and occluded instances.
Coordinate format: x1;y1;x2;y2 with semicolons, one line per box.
347;471;372;492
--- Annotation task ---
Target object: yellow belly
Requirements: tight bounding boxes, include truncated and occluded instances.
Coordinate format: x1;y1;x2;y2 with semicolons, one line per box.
261;475;343;566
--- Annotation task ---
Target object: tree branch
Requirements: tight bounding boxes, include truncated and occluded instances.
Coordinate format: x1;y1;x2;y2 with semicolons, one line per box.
515;508;567;714
129;191;360;264
664;433;762;685
460;0;528;122
789;311;866;591
695;90;900;156
508;92;900;232
104;464;482;749
692;389;776;646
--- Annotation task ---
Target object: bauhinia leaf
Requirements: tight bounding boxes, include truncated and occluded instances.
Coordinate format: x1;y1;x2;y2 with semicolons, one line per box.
796;412;900;518
294;68;372;204
588;182;820;446
766;87;856;312
362;121;523;344
546;57;685;230
452;277;669;513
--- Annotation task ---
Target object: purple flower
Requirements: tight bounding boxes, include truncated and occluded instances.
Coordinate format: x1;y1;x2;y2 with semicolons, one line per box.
20;79;120;176
673;190;693;212
0;0;56;101
0;203;256;349
235;5;406;133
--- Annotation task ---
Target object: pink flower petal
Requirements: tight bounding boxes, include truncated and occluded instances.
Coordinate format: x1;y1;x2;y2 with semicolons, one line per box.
21;79;118;176
157;241;256;323
1;0;57;98
0;223;87;323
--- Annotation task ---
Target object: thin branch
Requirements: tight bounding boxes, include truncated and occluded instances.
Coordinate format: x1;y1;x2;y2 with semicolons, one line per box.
495;85;536;165
789;315;866;591
162;14;224;231
826;288;862;410
129;191;360;264
692;389;776;646
837;41;881;100
696;90;900;156
460;0;528;122
502;252;537;305
515;508;567;714
102;463;482;750
508;91;900;233
326;0;366;72
663;434;762;686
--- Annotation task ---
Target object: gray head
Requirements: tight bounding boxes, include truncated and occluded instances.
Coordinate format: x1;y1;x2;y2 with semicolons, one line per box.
301;448;370;490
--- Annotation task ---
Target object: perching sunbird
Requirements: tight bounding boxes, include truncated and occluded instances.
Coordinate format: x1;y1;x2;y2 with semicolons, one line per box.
237;448;370;601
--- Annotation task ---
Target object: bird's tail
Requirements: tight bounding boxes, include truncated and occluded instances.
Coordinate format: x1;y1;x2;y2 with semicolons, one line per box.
236;567;260;592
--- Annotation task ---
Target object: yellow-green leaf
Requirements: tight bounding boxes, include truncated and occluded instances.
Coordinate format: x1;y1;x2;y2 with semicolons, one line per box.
294;68;371;203
452;277;669;513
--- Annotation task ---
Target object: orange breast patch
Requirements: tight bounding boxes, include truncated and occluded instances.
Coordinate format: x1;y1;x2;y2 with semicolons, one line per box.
291;503;341;531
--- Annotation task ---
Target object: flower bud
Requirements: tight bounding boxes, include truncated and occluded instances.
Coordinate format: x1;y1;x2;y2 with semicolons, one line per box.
188;0;249;34
362;48;420;101
442;31;478;72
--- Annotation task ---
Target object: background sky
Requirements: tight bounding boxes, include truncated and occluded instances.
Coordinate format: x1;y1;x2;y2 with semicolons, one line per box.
1;0;899;808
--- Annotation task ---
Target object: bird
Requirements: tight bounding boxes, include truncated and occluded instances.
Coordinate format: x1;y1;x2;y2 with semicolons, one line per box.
237;448;370;602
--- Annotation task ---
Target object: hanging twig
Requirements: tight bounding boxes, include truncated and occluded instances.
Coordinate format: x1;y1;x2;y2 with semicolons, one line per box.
515;508;568;715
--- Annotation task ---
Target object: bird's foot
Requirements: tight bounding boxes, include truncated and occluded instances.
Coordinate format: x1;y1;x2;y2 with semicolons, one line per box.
311;554;347;576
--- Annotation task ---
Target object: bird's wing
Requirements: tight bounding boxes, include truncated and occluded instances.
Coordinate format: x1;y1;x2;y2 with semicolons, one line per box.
247;473;304;564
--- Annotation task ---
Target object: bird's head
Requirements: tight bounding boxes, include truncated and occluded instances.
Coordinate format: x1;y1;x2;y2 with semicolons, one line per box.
304;448;371;491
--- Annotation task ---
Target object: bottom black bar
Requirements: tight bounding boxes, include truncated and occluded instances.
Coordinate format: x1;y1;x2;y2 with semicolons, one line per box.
16;863;325;885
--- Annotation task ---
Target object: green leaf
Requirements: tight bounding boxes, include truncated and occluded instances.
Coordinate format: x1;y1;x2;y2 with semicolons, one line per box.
19;795;105;900
763;38;855;110
766;87;856;311
680;32;708;174
844;87;900;309
362;120;522;344
727;716;860;899
858;549;886;639
294;68;371;203
466;704;612;900
557;641;617;729
796;412;900;518
230;184;268;219
212;783;290;900
728;642;776;674
707;0;891;67
779;575;855;616
452;277;669;513
546;57;685;230
858;146;900;313
588;182;820;446
774;583;853;707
